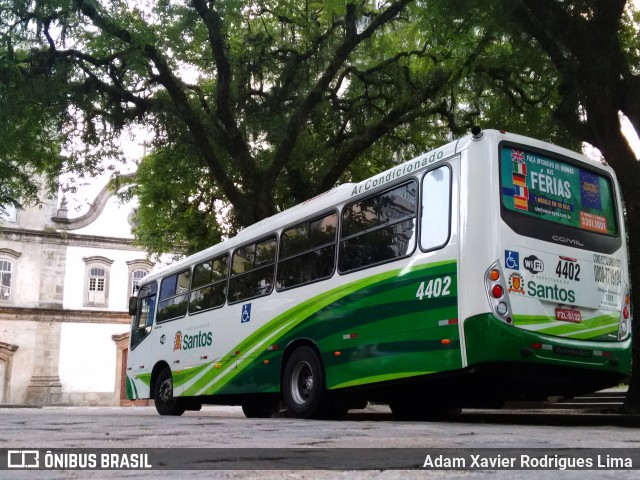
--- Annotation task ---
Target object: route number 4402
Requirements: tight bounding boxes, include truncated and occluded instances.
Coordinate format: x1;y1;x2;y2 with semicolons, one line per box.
416;276;452;300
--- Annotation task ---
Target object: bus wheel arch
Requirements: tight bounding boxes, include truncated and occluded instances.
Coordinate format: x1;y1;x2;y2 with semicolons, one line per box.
281;341;335;419
152;363;185;416
150;361;171;399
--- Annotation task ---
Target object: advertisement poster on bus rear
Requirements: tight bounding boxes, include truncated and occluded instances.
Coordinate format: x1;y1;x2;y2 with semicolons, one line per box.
500;147;617;236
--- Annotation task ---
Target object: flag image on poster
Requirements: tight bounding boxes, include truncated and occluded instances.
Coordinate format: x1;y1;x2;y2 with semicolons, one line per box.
511;149;529;211
580;170;602;210
511;149;525;162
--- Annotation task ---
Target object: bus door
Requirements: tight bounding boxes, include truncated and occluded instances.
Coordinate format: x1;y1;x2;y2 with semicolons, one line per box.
128;282;158;399
413;160;461;367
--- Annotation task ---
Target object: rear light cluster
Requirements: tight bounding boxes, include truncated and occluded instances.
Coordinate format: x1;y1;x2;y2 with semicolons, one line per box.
485;261;513;325
618;284;631;340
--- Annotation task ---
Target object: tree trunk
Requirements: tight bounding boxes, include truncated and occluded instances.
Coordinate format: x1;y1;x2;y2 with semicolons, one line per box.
622;183;640;413
588;127;640;412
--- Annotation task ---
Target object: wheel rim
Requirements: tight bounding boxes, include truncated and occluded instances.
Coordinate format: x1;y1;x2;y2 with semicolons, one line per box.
290;361;313;405
158;377;173;405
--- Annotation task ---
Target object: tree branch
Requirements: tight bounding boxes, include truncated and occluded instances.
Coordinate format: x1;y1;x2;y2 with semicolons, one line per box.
74;0;245;209
191;0;255;178
269;0;413;188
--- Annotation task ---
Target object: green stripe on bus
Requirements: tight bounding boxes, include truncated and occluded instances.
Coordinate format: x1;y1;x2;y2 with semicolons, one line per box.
514;312;618;326
173;362;210;388
126;375;138;400
180;260;457;396
137;372;151;387
513;312;620;340
225;260;454;357
559;324;620;340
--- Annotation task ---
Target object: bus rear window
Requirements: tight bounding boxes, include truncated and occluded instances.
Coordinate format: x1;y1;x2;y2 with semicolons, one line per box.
500;146;617;236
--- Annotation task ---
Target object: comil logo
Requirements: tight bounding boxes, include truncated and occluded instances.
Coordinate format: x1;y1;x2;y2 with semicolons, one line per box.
552;235;584;247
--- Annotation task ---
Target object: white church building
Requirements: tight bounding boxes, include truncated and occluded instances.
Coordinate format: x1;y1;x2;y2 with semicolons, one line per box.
0;182;153;405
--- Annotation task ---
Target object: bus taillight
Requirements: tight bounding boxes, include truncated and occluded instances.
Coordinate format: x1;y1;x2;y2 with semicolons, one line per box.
618;284;631;340
485;261;514;325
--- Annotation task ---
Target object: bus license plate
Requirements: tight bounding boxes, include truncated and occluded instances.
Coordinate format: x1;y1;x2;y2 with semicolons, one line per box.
555;307;582;323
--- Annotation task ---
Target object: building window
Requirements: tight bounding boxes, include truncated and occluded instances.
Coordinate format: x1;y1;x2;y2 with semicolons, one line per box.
83;256;114;307
126;259;154;300
88;267;107;304
0;260;12;300
131;270;147;294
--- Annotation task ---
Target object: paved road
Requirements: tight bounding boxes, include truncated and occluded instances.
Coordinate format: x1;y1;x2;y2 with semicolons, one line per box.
1;404;638;479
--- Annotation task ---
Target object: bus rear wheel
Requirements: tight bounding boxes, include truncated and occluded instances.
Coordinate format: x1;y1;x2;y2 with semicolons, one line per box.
283;346;331;419
154;367;185;416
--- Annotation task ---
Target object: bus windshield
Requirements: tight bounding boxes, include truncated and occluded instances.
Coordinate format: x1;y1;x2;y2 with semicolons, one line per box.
500;145;618;236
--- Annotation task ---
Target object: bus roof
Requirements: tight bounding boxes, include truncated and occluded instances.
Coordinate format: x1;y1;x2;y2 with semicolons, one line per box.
139;129;613;284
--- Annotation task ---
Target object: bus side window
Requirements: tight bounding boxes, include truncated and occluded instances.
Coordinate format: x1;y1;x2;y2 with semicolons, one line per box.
420;166;451;251
190;254;228;313
157;270;190;322
339;181;418;273
229;237;277;303
277;212;337;290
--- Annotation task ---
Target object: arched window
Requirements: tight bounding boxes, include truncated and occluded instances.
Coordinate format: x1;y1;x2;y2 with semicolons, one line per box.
83;256;113;307
126;259;154;302
0;260;12;300
131;270;147;294
88;267;106;304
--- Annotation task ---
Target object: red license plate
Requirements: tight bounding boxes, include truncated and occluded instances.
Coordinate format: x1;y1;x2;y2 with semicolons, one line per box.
555;307;582;323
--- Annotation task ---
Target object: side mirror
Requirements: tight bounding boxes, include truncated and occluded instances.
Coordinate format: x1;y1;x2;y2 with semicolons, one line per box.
128;296;138;316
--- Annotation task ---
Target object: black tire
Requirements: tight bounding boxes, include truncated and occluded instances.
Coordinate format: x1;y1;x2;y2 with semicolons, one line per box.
241;400;278;419
154;367;185;416
282;346;330;419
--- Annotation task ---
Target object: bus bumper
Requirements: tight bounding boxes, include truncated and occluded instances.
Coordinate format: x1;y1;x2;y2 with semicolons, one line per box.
464;313;631;372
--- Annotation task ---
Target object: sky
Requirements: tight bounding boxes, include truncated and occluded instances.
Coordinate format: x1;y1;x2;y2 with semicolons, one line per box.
59;127;153;217
59;0;640;218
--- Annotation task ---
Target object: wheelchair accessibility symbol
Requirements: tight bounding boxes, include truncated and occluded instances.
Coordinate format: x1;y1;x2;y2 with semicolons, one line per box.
505;250;520;270
241;303;252;323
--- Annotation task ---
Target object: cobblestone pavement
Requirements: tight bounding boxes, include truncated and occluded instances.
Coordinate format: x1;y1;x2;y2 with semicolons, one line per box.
1;404;638;479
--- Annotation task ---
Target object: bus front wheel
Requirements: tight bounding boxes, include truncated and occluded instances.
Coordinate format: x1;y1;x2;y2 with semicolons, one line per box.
282;346;330;419
154;367;185;416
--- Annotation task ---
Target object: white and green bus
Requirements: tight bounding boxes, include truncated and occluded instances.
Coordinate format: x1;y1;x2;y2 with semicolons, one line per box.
127;128;631;419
